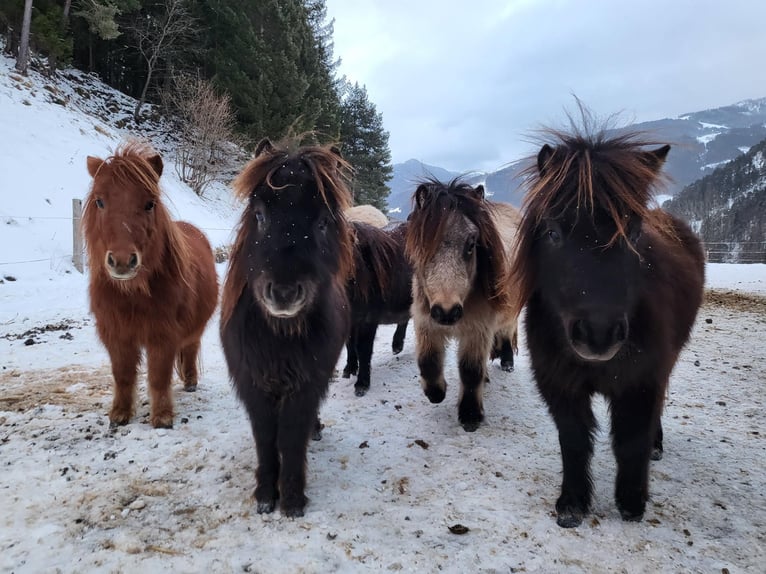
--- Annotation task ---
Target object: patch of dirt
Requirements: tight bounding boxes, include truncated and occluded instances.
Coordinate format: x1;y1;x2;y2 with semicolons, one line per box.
704;289;766;314
0;319;85;341
0;365;112;412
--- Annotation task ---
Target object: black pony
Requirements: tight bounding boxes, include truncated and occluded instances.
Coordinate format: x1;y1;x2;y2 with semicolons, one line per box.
512;127;705;527
220;139;354;517
342;221;412;396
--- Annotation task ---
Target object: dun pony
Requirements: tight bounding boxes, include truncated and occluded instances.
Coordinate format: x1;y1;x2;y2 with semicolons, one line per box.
512;126;705;527
83;141;218;428
220;139;354;517
405;179;521;431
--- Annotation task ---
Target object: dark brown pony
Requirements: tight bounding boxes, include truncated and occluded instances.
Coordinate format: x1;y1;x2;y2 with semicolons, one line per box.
512;128;705;527
220;139;354;517
342;220;412;396
83;141;218;428
406;179;520;431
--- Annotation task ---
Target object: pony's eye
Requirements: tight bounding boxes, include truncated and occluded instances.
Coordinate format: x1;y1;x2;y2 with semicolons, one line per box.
317;215;331;232
254;210;265;224
95;198;104;209
464;238;476;257
145;200;155;212
547;229;561;243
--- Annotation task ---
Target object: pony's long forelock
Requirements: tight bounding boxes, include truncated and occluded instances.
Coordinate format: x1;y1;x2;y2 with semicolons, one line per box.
521;129;672;244
405;178;512;309
82;140;192;294
221;141;355;329
509;128;675;318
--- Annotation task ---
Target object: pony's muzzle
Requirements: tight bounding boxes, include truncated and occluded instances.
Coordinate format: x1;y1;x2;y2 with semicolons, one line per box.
105;250;141;280
430;303;463;326
263;281;307;317
567;313;628;362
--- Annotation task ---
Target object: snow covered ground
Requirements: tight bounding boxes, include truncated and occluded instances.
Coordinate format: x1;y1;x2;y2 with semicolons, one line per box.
2;54;765;573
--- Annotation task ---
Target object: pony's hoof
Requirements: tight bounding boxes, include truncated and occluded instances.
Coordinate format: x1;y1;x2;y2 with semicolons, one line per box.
312;421;324;441
423;385;446;404
108;408;132;427
282;505;305;518
650;447;663;461
341;369;352;379
618;507;645;522
461;421;480;432
556;510;584;528
150;414;173;429
392;343;403;355
354;385;369;397
500;361;514;372
183;384;197;392
256;500;276;514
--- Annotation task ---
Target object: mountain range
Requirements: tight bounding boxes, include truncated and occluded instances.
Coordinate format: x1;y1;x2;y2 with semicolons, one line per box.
387;98;766;216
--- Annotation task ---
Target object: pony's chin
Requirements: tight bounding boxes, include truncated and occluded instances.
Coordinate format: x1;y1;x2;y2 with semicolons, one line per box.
107;270;140;281
570;343;622;363
262;300;307;319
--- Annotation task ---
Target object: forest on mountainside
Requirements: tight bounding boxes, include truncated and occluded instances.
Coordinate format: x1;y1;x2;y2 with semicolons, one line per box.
1;0;392;206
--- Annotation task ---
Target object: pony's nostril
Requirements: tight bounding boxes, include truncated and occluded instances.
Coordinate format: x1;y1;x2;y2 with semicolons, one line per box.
430;305;444;322
106;252;116;268
570;319;588;344
449;304;463;323
128;253;139;269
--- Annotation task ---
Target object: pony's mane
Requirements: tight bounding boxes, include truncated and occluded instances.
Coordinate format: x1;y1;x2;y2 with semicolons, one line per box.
221;140;355;328
405;178;511;307
520;129;673;245
83;140;191;293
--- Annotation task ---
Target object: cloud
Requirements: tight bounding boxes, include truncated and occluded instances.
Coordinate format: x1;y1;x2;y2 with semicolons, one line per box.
327;0;766;172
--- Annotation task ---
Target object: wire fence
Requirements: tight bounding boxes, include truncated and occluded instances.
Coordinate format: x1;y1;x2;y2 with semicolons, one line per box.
1;211;238;267
3;214;765;266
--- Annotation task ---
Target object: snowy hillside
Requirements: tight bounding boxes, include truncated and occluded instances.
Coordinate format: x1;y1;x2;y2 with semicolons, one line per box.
1;54;766;573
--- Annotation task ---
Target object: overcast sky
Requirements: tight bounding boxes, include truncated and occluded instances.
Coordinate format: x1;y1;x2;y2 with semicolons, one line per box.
325;0;766;173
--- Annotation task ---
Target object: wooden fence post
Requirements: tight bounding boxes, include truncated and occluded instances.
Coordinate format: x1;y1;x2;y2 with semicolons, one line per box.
72;198;84;273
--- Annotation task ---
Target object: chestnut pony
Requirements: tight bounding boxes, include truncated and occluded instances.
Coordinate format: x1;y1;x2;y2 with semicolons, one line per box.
512;128;705;527
83;141;218;428
220;139;354;517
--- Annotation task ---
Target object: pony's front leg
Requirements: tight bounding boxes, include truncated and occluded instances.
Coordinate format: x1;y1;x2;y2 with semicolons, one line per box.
610;389;662;522
543;387;596;528
415;324;447;404
146;341;177;428
106;340;140;426
245;388;280;513
277;391;321;517
457;330;492;431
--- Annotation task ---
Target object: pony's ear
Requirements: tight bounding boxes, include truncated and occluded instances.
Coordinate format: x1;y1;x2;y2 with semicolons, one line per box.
644;144;671;173
414;183;430;210
255;138;275;157
86;156;103;178
537;144;555;175
329;144;343;158
147;154;163;179
473;184;485;200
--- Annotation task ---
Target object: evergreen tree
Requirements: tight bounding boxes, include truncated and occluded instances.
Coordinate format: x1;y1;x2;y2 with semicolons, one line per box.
338;81;393;211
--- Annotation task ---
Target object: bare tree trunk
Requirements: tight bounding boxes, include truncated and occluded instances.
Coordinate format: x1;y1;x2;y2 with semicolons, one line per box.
63;0;72;21
133;62;155;123
15;0;34;76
